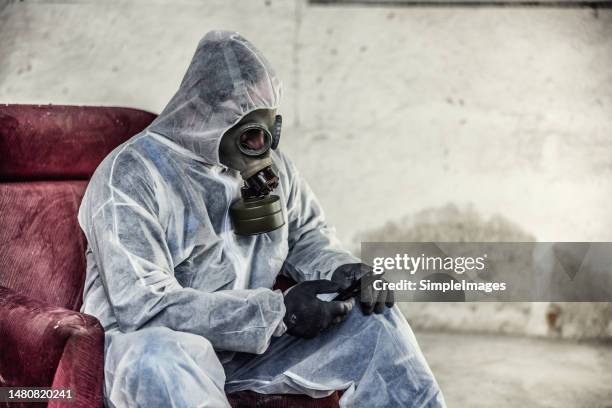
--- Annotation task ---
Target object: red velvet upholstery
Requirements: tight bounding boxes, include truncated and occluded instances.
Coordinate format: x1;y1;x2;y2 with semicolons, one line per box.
0;104;340;408
0;287;103;408
0;181;88;310
0;104;155;181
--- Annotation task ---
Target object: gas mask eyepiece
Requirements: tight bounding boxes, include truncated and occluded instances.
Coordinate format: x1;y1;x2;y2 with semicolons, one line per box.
235;115;281;158
219;111;285;236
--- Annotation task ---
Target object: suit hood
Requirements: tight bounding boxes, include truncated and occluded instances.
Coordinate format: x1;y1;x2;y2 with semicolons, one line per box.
148;30;282;166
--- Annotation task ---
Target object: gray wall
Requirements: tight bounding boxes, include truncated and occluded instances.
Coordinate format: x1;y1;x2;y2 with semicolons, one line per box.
2;0;611;338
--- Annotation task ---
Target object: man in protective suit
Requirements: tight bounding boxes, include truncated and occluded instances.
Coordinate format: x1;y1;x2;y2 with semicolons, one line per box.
78;30;446;407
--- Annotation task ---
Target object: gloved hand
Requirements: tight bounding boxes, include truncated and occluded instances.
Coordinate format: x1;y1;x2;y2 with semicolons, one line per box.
283;280;354;339
331;263;395;315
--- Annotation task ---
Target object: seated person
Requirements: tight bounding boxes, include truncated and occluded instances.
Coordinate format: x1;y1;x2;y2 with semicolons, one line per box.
78;30;446;408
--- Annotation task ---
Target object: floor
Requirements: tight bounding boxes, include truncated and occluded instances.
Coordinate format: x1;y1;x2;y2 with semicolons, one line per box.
417;332;612;408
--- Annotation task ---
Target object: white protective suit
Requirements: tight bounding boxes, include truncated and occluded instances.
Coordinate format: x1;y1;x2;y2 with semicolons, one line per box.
78;30;445;408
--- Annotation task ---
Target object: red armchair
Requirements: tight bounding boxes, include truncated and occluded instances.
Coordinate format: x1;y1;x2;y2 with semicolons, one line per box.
0;104;339;408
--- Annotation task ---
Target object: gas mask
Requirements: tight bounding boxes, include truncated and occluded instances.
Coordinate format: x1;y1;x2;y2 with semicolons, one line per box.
219;109;285;235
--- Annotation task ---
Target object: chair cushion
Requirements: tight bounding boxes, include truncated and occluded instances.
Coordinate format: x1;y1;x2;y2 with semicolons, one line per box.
0;181;87;310
0;104;156;181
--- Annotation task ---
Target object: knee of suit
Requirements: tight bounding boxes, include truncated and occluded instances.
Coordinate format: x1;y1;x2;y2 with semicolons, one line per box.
137;344;182;380
105;328;229;408
111;327;218;375
345;304;403;332
339;305;422;358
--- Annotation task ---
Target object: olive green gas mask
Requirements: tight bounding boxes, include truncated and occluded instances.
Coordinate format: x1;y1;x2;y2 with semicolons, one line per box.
219;109;284;235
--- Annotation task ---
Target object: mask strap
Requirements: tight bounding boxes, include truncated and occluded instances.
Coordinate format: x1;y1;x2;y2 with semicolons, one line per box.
271;115;282;150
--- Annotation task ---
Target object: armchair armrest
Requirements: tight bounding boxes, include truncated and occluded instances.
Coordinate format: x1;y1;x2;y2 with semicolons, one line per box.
0;286;104;408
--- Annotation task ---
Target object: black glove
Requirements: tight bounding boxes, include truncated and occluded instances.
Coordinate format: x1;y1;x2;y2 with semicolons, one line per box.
331;263;395;315
283;280;354;339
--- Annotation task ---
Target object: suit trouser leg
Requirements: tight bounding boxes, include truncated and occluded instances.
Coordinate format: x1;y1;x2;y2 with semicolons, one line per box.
104;326;230;408
224;306;446;408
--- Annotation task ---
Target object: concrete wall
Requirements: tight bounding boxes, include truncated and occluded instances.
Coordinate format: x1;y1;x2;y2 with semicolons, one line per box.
2;0;611;338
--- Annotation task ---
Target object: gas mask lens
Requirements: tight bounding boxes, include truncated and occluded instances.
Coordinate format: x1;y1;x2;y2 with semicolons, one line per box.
235;114;281;157
237;124;272;157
